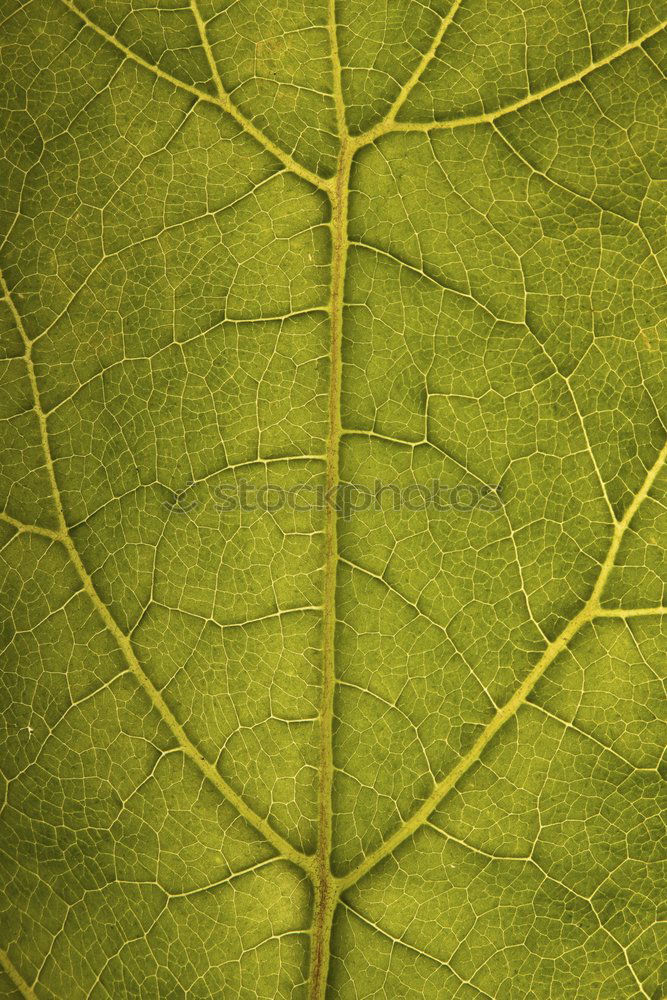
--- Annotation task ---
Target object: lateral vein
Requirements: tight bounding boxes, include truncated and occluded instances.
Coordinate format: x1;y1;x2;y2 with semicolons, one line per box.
58;0;329;191
338;437;667;891
374;0;465;132
0;511;62;542
363;20;666;141
0;948;36;1000
0;267;314;876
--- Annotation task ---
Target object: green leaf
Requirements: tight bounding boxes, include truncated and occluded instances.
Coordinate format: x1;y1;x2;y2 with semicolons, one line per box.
1;1;665;997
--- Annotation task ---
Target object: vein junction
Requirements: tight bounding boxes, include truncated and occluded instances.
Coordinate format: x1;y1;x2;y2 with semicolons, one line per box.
1;3;666;997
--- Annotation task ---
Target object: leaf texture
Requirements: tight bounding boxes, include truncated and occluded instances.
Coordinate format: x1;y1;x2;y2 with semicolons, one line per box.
0;0;666;997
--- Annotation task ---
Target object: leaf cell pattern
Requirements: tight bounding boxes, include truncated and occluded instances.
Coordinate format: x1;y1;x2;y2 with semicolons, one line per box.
0;0;666;997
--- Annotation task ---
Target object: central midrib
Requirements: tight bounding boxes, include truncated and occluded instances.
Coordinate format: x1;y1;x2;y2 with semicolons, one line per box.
303;112;667;993
308;137;353;1000
8;10;665;997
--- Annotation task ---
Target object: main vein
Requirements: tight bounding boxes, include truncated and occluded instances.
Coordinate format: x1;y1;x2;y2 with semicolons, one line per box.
55;0;665;197
307;133;353;1000
7;9;667;997
0;268;313;875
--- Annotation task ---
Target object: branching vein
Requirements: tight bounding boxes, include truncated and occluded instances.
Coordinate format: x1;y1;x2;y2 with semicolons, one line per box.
0;267;314;875
59;0;330;191
364;20;666;141
338;437;667;891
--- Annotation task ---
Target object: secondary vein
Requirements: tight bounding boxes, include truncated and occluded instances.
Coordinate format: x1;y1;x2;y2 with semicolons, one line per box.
59;0;329;192
375;0;466;132
0;267;314;876
364;20;666;141
0;949;36;1000
338;436;667;891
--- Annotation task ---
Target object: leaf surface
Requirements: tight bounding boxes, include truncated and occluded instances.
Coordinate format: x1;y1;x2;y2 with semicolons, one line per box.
0;1;666;997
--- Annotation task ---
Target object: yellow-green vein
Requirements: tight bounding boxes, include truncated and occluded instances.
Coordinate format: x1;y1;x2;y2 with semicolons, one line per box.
59;0;330;192
0;948;36;1000
307;137;353;1000
363;20;666;142
373;0;465;133
338;436;667;891
0;267;315;876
